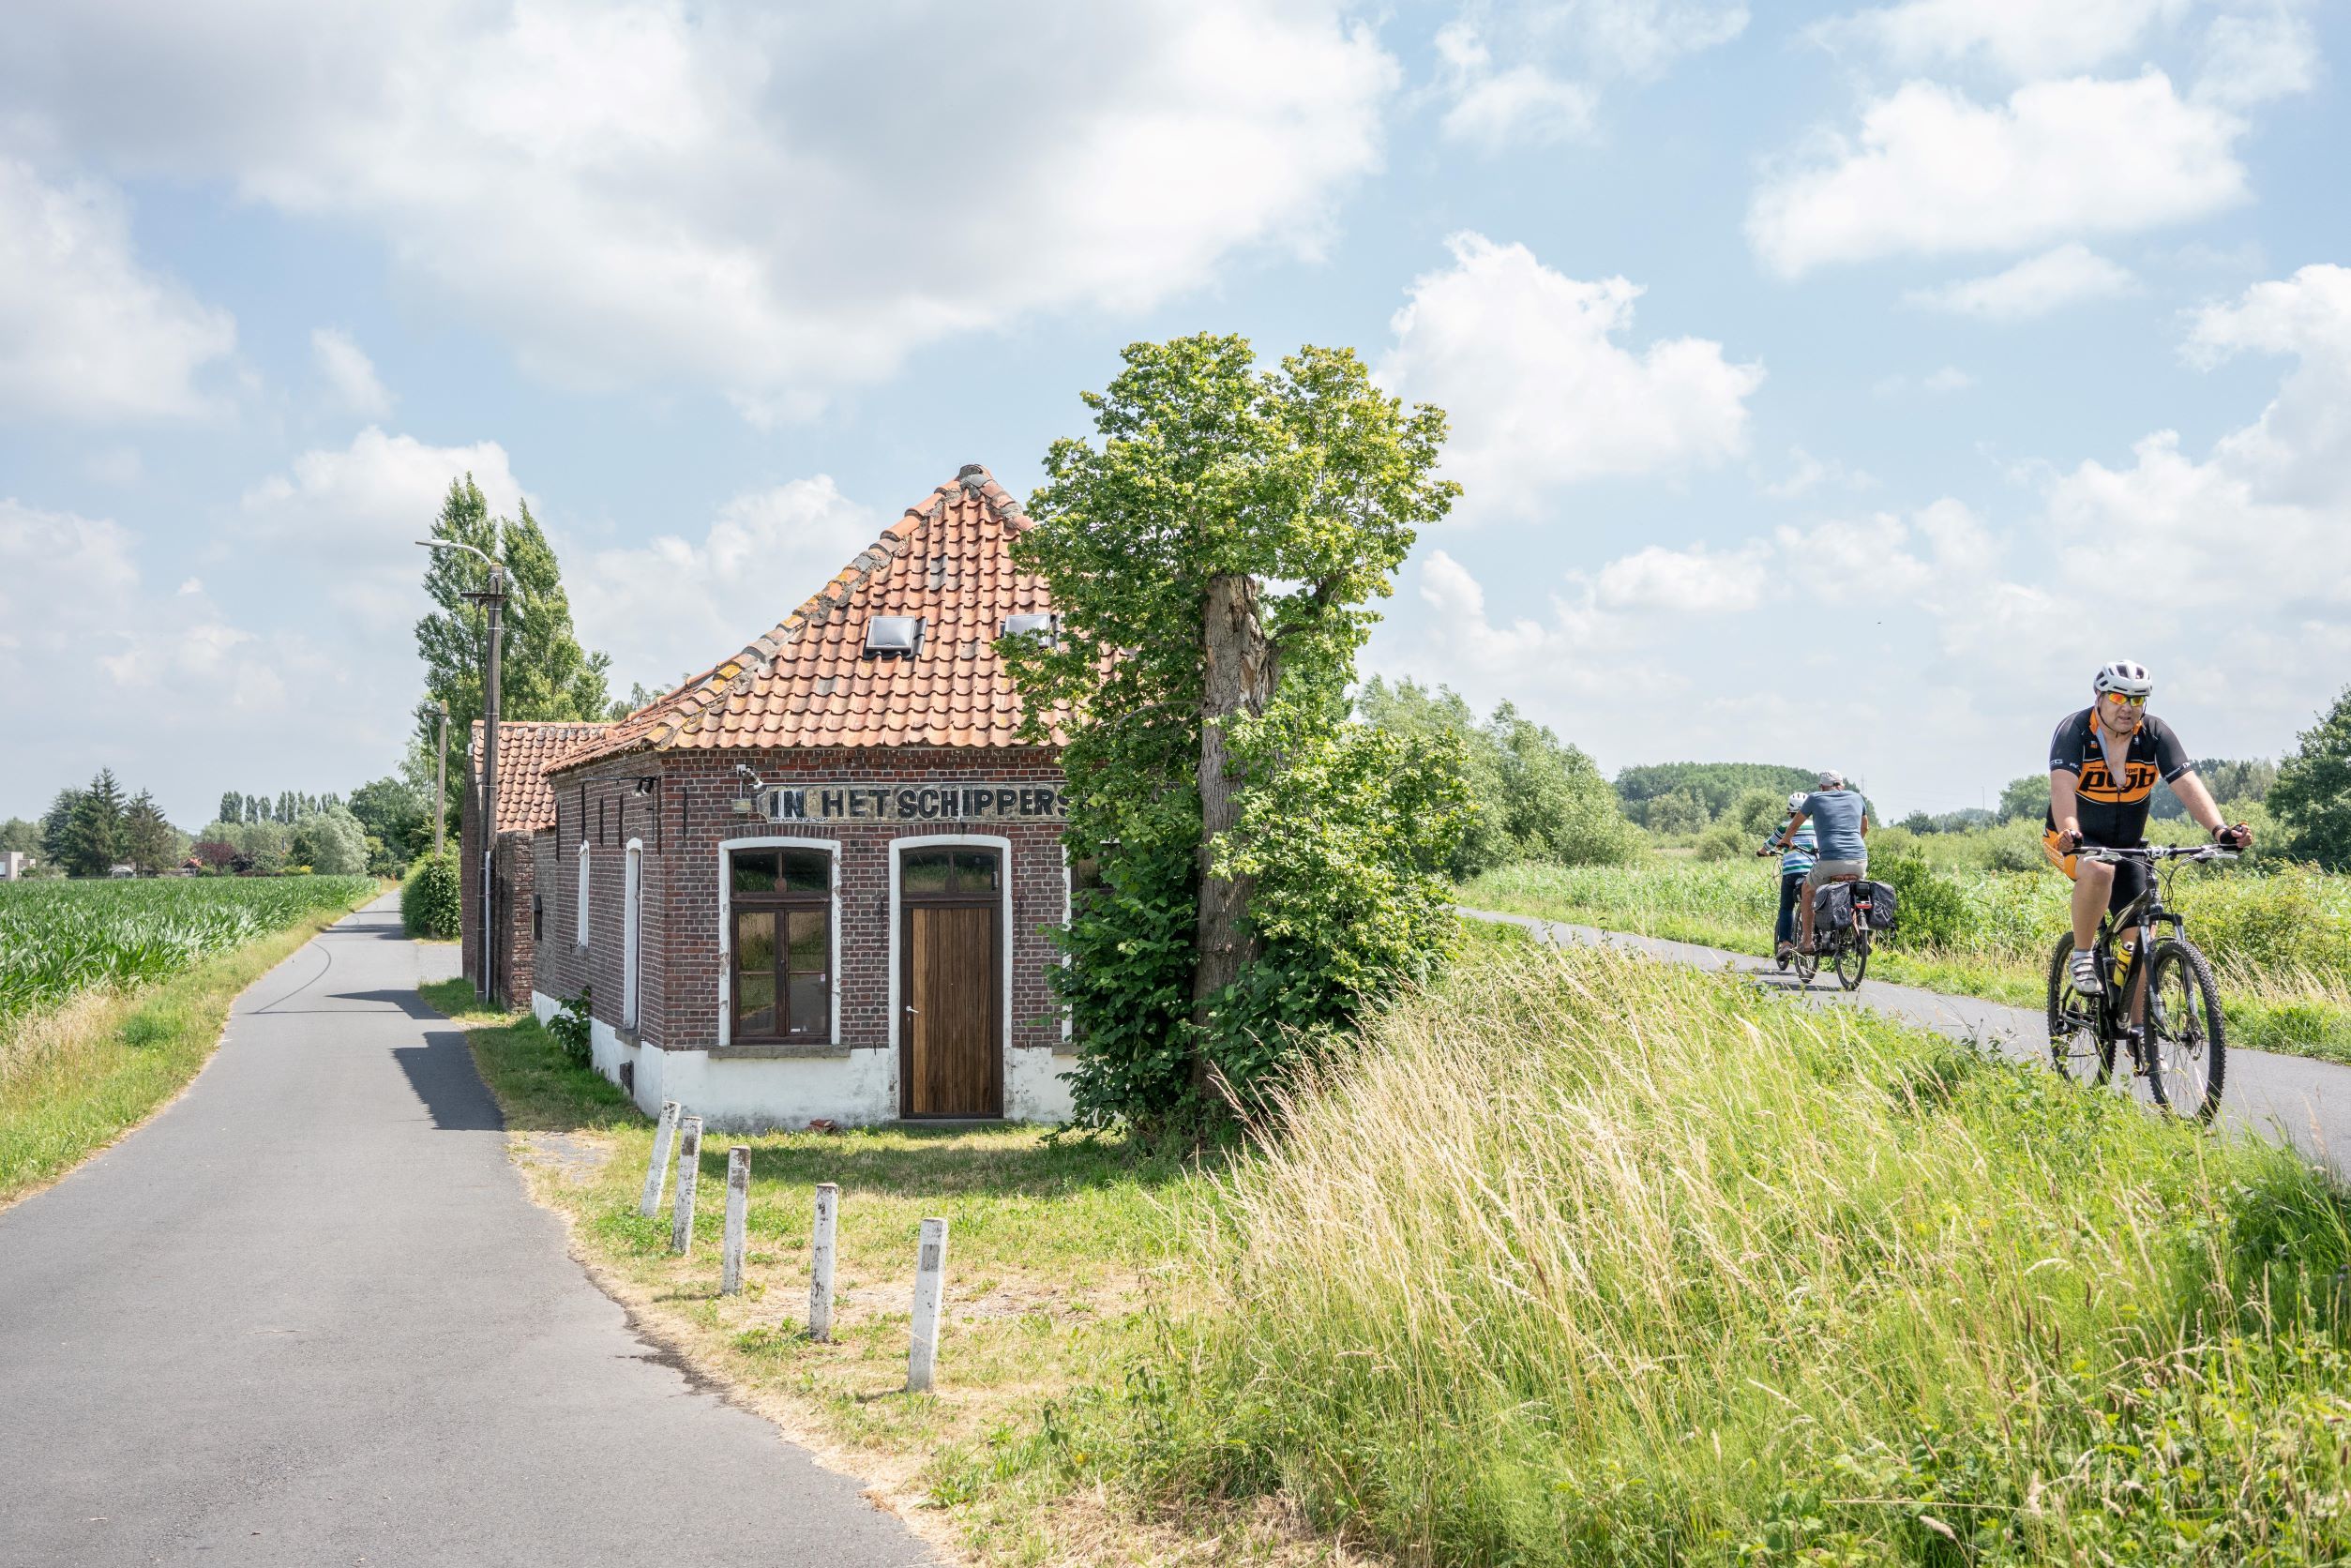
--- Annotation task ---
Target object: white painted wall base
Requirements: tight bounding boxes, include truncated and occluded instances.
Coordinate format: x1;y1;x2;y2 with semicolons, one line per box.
535;989;1079;1125
1008;1048;1078;1123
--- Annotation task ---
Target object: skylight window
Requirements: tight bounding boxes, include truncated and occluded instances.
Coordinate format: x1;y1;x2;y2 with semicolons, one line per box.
862;615;925;659
1000;612;1056;646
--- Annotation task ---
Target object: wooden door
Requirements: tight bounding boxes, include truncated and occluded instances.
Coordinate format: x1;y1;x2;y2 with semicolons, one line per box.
902;897;1000;1118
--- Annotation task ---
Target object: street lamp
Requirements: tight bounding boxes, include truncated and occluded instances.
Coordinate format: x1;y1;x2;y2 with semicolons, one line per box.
417;537;508;1002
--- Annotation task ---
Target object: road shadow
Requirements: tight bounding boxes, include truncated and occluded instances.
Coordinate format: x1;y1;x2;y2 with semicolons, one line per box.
394;1033;507;1132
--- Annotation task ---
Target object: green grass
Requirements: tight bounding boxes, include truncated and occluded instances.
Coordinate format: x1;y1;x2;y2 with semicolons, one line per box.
1462;857;2351;1063
0;883;380;1206
424;930;2351;1565
1077;942;2351;1565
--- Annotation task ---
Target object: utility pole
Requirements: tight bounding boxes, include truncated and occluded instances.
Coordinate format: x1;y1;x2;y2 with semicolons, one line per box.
417;536;509;1002
434;698;449;857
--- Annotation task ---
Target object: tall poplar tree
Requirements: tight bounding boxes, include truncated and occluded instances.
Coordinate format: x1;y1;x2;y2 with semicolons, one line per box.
1004;335;1466;1131
412;475;613;823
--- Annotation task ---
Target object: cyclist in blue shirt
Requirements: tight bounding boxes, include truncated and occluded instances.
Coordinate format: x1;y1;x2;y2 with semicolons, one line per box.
1756;792;1816;963
1771;771;1870;955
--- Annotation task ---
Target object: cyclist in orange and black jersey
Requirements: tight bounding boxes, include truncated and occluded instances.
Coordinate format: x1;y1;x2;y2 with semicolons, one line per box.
2044;660;2251;995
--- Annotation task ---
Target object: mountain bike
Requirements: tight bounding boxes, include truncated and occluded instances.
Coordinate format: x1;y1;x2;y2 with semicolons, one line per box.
2045;843;2235;1122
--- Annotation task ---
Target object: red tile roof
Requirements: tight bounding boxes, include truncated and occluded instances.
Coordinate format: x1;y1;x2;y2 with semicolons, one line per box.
471;720;612;835
555;464;1061;771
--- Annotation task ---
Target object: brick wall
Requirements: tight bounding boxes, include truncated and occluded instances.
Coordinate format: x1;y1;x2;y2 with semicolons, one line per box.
531;746;1067;1070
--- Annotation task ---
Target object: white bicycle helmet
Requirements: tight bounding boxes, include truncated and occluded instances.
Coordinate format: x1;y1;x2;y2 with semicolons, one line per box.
1786;792;1808;812
2094;659;2153;698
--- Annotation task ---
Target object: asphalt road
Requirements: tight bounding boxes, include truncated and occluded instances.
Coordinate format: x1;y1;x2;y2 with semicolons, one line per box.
1467;907;2351;1177
0;895;935;1568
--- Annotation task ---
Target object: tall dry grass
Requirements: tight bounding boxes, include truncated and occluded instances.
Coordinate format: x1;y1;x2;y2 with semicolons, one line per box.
1119;942;2351;1564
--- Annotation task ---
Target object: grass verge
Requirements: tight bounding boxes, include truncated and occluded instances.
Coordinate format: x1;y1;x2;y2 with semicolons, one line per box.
1092;941;2351;1565
418;977;1362;1565
0;887;381;1209
1462;864;2351;1064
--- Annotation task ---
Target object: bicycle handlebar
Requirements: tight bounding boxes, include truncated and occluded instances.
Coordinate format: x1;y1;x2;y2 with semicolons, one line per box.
2074;844;2238;864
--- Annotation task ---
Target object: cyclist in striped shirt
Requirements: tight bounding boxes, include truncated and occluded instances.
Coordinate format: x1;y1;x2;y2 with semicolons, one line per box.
1756;792;1817;964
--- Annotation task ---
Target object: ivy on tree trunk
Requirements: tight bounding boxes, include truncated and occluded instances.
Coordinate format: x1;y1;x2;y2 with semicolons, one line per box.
1003;334;1468;1132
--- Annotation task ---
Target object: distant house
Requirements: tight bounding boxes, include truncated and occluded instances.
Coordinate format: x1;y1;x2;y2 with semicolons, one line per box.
460;461;1078;1129
0;851;26;881
108;864;137;879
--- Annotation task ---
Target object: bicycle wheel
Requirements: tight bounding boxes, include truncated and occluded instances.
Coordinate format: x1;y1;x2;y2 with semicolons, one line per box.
2146;941;2225;1123
1836;928;1869;991
2046;932;2112;1087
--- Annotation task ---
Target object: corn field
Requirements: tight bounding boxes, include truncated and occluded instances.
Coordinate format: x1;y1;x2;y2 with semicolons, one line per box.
0;877;376;1026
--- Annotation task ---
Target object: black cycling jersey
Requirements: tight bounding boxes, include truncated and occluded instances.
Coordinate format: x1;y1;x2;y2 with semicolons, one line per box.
2044;706;2190;846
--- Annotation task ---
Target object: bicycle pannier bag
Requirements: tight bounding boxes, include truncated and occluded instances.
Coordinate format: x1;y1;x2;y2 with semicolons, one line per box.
1811;881;1857;930
1858;880;1898;931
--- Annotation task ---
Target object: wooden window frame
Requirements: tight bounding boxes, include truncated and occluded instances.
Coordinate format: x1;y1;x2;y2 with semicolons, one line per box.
717;837;840;1048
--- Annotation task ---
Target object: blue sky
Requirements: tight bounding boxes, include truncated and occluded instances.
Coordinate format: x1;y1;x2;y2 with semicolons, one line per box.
4;0;2346;828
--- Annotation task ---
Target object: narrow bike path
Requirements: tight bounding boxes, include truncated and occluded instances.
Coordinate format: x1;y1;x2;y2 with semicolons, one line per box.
1464;907;2351;1178
0;895;934;1568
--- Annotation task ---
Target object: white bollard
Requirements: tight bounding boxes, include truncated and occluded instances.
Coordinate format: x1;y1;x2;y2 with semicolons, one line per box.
806;1184;839;1342
669;1116;703;1256
639;1100;681;1217
720;1146;750;1295
906;1216;949;1394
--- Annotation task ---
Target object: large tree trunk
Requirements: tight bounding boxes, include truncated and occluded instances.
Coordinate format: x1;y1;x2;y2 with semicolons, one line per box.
1191;572;1272;1073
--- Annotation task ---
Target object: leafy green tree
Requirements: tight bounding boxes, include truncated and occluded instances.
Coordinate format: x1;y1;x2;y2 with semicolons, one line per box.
2269;686;2351;870
347;777;430;872
1003;334;1460;1129
1359;678;1638;876
122;790;179;875
1616;761;1815;823
1645;787;1711;837
1998;774;2051;822
0;817;37;857
413;475;613;825
292;807;369;876
2151;757;2276;820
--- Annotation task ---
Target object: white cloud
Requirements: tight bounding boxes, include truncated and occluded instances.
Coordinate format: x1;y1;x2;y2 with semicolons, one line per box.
1921;365;1976;392
572;477;883;695
1906;243;2139;319
1379;234;1763;515
2196;4;2319;108
0;0;1396;408
1763;445;1876;499
0;158;235;422
1589;540;1768;613
310;327;392;417
1814;0;2194;79
1432;0;1746;148
239;428;527;627
1748;73;2247;277
1434;0;1745;150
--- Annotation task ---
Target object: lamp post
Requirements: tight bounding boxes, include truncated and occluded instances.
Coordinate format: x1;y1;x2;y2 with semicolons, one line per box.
434;698;449;857
417;537;508;1001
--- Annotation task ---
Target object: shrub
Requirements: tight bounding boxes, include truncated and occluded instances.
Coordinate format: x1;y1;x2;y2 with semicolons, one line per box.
401;852;461;940
548;987;593;1065
1873;852;1975;949
1693;822;1746;861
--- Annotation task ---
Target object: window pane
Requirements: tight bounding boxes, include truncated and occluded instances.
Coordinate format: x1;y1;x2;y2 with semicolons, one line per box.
738;972;776;1036
781;850;830;895
786;975;827;1038
787;909;826;970
903;850;953;893
734;910;776;972
731;851;780;894
953;849;999;891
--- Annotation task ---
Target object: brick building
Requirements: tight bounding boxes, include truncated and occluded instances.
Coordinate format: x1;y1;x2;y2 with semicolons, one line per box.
461;463;1077;1127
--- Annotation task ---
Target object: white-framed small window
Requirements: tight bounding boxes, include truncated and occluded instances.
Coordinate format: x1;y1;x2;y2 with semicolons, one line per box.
575;842;591;946
622;840;643;1031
